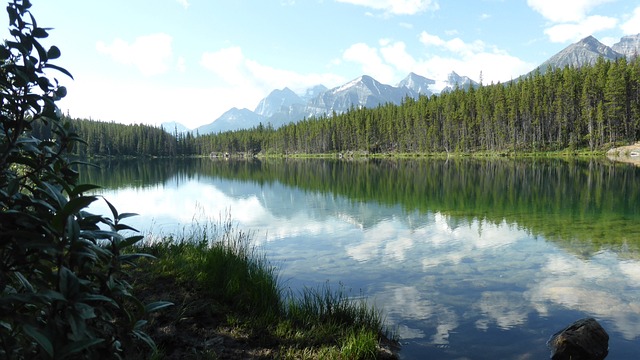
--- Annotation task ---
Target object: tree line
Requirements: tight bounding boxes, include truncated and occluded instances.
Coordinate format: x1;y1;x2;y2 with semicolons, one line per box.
201;56;640;155
33;56;640;157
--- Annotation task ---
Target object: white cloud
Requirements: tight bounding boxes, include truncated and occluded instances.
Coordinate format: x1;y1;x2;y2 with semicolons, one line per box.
527;0;618;43
415;32;533;84
96;33;174;76
474;292;529;330
58;72;264;129
200;46;345;94
379;41;416;73
342;42;396;83
176;56;187;73
620;6;640;35
527;0;614;23
419;31;445;47
544;15;618;43
335;0;439;15
176;0;189;9
600;36;618;46
419;32;485;56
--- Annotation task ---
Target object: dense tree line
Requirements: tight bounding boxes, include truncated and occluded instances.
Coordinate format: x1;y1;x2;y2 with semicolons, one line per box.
31;118;198;157
31;56;640;157
198;56;640;155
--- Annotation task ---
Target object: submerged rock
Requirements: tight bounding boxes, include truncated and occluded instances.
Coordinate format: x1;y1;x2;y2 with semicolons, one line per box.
548;318;609;360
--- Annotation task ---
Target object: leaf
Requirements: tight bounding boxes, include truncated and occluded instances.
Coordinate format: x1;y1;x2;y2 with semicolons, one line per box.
32;38;47;62
38;290;66;302
59;266;79;300
102;197;118;222
43;63;74;79
81;294;117;306
52;196;97;231
114;223;138;232
120;235;144;248
131;329;157;351
14;272;34;293
59;338;104;358
56;86;67;98
47;45;60;59
117;212;138;220
145;301;174;314
22;325;53;358
119;253;155;265
69;184;102;197
32;27;48;39
133;319;148;330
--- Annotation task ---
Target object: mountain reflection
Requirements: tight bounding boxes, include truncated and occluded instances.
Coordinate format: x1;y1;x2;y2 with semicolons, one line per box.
80;157;640;252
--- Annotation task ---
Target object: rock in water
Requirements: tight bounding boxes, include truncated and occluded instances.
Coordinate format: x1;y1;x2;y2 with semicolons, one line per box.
548;318;609;360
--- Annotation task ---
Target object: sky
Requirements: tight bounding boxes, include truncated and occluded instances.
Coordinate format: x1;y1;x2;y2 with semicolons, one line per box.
16;0;640;129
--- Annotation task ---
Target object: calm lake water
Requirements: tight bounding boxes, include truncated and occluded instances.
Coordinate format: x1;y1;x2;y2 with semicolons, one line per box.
81;157;640;359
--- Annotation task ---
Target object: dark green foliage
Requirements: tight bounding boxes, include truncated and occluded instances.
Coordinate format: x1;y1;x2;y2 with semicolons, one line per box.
0;1;170;358
47;56;640;158
30;118;181;158
193;58;640;155
142;220;282;319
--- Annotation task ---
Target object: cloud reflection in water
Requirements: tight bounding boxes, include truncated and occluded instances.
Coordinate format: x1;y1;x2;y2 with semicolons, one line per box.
90;175;640;351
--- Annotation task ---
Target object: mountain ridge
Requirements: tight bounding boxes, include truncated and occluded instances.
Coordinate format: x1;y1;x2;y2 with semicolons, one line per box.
171;33;640;135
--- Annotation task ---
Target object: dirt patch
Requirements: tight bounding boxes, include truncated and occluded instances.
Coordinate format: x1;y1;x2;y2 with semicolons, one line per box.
131;270;282;359
606;142;640;166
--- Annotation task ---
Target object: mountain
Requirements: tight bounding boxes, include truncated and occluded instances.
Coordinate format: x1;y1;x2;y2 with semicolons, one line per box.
612;34;640;59
397;72;434;96
300;84;329;102
196;72;476;135
440;71;479;92
161;121;190;133
537;35;622;73
254;87;304;118
194;108;265;134
306;75;417;116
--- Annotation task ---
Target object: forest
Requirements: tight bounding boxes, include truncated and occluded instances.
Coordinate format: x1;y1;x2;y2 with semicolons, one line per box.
33;56;640;157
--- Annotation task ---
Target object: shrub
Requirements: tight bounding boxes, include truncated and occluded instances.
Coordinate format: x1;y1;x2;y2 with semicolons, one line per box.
0;1;170;358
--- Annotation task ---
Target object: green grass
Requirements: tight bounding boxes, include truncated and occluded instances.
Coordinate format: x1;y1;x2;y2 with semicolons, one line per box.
131;219;397;359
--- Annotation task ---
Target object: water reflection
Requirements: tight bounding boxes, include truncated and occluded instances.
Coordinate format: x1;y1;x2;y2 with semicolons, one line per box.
81;158;640;359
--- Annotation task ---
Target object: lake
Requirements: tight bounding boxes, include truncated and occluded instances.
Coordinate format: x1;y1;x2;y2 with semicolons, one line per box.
81;157;640;359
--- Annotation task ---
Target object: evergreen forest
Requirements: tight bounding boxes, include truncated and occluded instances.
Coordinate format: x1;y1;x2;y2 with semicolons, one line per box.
34;56;640;157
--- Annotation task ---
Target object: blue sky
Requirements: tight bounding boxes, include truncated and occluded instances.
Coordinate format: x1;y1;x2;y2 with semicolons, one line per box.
19;0;640;129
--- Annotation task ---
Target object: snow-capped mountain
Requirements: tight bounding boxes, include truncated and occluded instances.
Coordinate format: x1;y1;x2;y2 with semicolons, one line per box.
440;71;479;92
254;87;305;118
194;108;265;134
397;72;434;96
195;72;472;135
300;84;329;102
169;33;640;136
161;121;190;133
306;75;417;116
612;34;640;59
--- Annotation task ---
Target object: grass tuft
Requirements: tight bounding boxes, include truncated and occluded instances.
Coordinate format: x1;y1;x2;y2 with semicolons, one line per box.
131;217;398;359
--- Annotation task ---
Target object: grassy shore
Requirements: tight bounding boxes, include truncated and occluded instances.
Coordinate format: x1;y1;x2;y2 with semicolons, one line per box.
129;220;398;359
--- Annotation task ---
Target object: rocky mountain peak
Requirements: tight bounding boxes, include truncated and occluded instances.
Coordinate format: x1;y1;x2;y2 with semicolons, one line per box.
398;72;435;96
612;34;640;59
254;87;304;117
537;35;622;73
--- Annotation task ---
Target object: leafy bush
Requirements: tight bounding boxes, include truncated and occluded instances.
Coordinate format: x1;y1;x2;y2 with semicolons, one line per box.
0;1;170;358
